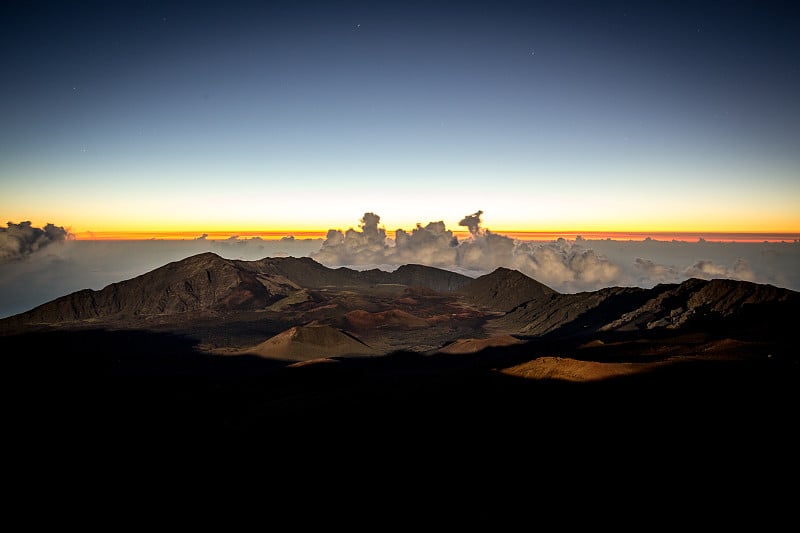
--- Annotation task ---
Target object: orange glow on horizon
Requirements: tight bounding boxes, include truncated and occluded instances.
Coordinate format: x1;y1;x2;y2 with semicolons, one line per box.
71;230;329;241
494;231;800;243
71;229;800;243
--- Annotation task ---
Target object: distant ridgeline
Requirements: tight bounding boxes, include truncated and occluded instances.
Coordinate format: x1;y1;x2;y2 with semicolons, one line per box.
2;252;797;345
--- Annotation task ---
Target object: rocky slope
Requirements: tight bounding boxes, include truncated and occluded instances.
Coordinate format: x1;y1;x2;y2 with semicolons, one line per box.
235;324;377;361
458;266;557;312
491;277;799;339
240;257;472;291
6;252;296;323
2;253;473;326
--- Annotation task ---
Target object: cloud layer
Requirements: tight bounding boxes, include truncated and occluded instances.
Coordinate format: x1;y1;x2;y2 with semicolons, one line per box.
312;212;797;293
0;221;71;263
313;212;621;292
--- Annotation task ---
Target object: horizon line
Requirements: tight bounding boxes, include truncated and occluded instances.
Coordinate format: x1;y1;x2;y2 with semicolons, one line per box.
69;230;800;243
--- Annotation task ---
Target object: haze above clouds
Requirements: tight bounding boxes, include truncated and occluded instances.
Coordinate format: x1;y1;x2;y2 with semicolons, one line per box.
1;215;797;319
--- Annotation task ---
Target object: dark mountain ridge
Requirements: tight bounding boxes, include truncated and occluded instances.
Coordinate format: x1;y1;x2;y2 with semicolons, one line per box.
240;256;473;291
2;252;798;346
458;266;557;313
492;275;799;340
1;253;473;326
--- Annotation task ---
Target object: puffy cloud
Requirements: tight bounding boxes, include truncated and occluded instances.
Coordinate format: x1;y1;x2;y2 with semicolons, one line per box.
685;258;756;282
567;248;622;285
633;257;758;285
393;221;459;267
0;221;71;263
459;210;484;236
513;238;621;291
634;258;681;284
313;212;390;266
311;211;623;292
313;211;790;294
457;230;515;272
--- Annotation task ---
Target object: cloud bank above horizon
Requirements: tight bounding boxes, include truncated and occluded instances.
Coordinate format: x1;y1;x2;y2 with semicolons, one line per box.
311;212;796;293
0;213;798;319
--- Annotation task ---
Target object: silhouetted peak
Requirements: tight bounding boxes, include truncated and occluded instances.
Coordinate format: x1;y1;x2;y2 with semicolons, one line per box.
460;267;557;312
390;264;472;292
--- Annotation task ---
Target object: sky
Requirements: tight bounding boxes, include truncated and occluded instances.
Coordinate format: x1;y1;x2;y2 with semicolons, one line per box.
1;0;799;236
2;1;800;317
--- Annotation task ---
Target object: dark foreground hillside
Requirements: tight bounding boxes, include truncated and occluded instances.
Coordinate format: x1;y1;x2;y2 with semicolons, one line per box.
3;324;798;523
5;325;796;444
